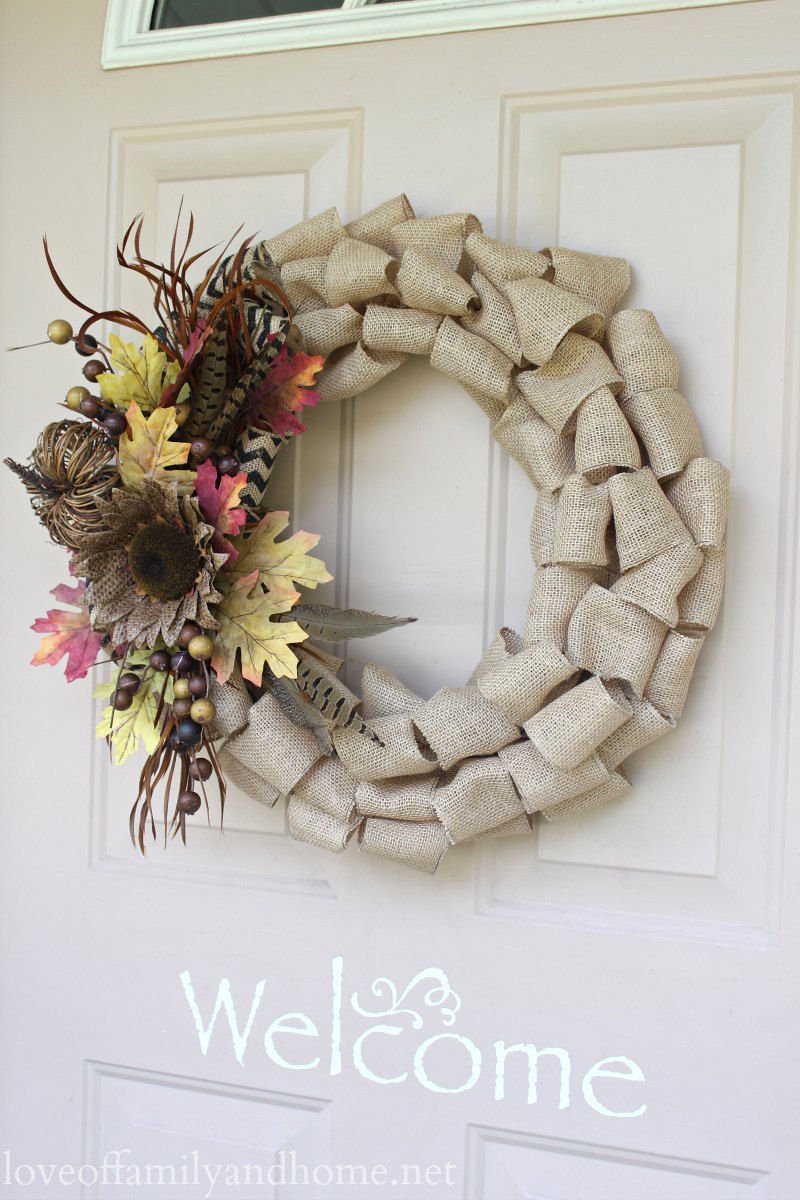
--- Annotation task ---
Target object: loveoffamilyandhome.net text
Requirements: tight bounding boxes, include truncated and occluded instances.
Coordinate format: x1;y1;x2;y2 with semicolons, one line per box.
1;1151;457;1195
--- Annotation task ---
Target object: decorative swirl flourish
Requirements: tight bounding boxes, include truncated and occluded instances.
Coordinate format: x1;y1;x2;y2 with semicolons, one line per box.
351;967;462;1029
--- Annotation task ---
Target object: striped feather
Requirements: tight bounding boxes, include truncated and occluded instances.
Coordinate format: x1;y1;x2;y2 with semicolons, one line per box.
295;648;383;744
186;320;228;438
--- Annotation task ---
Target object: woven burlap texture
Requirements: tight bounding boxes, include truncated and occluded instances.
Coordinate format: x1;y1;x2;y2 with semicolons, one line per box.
359;816;449;874
213;197;729;870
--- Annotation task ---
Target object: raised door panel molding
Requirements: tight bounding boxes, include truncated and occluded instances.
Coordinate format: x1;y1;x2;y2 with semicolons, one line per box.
102;0;767;69
90;112;362;896
478;78;798;945
466;1125;768;1199
83;1061;330;1197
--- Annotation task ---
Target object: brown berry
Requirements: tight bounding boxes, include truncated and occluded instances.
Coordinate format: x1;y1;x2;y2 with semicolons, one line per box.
190;438;213;463
150;649;172;672
48;319;73;345
216;455;238;476
188;674;208;698
112;688;133;711
177;790;202;815
187;634;213;661
82;359;106;382
78;396;101;419
189;757;213;782
65;385;89;411
103;411;128;437
172;697;193;719
174;400;192;427
173;678;191;700
171;650;192;674
190;698;216;725
178;622;201;648
118;672;141;693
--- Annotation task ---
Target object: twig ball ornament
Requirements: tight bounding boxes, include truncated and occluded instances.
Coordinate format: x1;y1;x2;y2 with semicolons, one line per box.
10;195;729;876
5;419;119;549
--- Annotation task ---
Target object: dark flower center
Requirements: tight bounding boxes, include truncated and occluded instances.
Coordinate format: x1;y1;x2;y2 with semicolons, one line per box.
127;521;200;600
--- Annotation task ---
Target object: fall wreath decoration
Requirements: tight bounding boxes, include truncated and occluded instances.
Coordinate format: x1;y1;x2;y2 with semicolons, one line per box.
8;195;729;873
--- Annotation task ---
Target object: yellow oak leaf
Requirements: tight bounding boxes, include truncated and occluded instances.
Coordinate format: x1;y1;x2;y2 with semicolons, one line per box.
117;401;196;495
99;333;185;411
211;571;308;685
95;654;174;766
99;333;182;413
226;511;333;594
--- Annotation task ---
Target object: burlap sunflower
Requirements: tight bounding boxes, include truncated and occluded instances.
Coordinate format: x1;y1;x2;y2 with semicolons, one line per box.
73;479;227;648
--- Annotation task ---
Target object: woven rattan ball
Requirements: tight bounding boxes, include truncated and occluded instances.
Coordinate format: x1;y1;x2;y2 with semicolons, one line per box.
12;419;120;549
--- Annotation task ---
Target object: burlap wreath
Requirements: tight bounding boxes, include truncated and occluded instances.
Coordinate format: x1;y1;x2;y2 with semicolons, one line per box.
208;195;728;874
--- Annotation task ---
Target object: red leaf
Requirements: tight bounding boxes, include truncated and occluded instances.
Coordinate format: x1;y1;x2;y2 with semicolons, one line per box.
31;577;103;682
244;345;324;435
181;317;212;367
194;459;248;562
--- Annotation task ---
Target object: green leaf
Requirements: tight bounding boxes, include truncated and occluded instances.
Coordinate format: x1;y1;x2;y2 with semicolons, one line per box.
284;604;416;642
95;653;174;765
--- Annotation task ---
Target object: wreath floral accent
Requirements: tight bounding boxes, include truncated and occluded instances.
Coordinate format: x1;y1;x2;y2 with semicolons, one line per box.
8;196;728;872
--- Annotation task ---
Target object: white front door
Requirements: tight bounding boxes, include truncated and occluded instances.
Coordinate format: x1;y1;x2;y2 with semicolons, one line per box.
1;1;799;1196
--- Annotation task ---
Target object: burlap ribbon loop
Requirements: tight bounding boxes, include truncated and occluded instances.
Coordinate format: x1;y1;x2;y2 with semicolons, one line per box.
606;309;680;397
432;755;525;843
294;304;364;357
324;237;399;308
530;491;559;568
612;540;704;627
263;206;345;266
524;676;632;771
344;193;415;252
355;774;437;822
609;467;694;571
597;691;673;770
575;386;641;481
518;333;623;433
389;212;482;271
413;686;519;771
359;817;449;874
644;630;705;720
215;199;729;871
547;247;631;334
567;584;668;695
362;305;442;356
431;318;513;404
621;389;705;480
493;395;575;492
677;544;727;631
498;739;610;814
394;248;481;316
524;564;606;648
553;474;613;568
292;756;357;822
462;272;524;365
287;796;358;854
504;281;604;367
541;768;631;822
665;457;730;547
281;256;328;313
315;342;407;403
333;714;438;781
475;639;578;725
464;230;551;287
